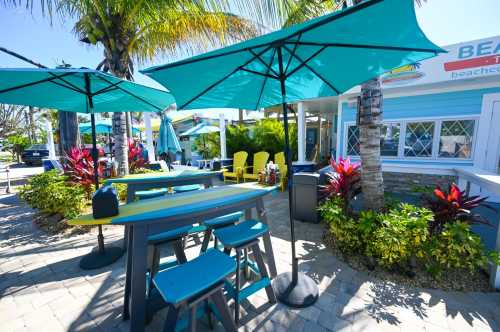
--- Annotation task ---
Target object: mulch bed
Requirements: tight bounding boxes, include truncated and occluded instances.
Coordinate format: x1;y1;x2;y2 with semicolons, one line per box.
33;213;91;236
323;231;494;292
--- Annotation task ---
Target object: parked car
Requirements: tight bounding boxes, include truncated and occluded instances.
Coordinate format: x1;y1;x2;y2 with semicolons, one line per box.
22;144;49;166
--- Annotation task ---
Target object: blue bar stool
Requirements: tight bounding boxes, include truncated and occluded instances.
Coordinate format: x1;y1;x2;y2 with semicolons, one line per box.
200;212;244;253
213;220;276;325
153;250;237;332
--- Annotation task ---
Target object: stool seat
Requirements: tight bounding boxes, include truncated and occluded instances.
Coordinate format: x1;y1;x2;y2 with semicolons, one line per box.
204;212;243;228
173;184;202;193
148;225;194;244
136;188;168;200
153;250;236;304
214;220;268;248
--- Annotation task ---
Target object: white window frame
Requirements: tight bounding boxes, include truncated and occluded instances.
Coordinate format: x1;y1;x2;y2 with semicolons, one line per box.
344;115;479;161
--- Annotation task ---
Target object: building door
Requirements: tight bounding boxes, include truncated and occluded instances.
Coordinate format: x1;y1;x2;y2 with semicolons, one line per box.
485;101;500;174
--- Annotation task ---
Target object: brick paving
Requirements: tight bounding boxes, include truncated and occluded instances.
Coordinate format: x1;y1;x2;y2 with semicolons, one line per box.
1;189;500;332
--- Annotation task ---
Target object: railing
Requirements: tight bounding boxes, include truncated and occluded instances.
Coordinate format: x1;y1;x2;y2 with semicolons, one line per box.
454;167;500;290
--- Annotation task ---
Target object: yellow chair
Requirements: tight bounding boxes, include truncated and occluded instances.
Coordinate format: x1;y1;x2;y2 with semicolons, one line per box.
243;151;269;182
223;151;248;183
274;152;288;191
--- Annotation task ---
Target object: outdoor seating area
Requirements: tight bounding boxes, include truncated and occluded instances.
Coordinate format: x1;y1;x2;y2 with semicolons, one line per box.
1;0;500;331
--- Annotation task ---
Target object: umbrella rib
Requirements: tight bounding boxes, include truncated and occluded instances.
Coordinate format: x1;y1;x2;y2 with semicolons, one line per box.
284;33;302;74
285;41;443;54
240;67;278;79
283;45;340;94
0;72;76;95
92;81;124;96
285;46;327;78
255;47;277;110
248;49;279;77
94;75;163;111
179;45;275;110
47;72;88;94
142;0;385;73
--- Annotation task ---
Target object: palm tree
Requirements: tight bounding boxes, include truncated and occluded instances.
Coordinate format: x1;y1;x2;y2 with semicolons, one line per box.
6;0;255;175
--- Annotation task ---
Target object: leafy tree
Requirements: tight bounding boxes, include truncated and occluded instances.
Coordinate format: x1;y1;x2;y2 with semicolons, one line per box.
0;104;26;139
6;0;256;175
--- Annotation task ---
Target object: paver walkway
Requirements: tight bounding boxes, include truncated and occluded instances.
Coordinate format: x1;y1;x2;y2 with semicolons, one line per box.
1;189;499;332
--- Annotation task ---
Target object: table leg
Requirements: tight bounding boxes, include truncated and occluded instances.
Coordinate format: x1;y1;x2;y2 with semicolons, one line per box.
256;198;277;278
123;225;133;320
244;208;252;221
129;224;148;332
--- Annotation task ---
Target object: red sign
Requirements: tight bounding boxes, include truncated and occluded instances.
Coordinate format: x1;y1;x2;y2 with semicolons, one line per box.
444;54;500;72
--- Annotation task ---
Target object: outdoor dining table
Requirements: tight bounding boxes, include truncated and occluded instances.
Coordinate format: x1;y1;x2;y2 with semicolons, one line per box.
70;182;278;332
104;169;222;203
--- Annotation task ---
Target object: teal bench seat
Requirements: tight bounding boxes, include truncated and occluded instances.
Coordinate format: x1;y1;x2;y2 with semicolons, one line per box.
214;219;268;247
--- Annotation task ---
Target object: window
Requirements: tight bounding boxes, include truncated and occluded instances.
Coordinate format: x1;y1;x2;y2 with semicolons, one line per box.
380;123;400;156
346;125;360;156
404;121;434;157
439;120;474;158
345;118;476;160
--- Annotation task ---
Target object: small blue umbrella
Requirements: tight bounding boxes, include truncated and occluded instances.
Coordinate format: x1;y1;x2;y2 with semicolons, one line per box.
156;116;182;157
179;123;220;137
79;119;140;135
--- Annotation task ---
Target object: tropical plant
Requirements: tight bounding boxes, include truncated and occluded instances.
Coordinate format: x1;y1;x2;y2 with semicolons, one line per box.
426;222;500;277
423;183;493;236
226;124;257;158
5;134;30;163
63;146;103;196
19;170;87;219
193;133;220;159
128;139;146;173
320;157;361;211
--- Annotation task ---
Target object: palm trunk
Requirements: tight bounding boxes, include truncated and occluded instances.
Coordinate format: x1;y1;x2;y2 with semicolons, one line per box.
28;106;36;142
112;112;129;175
358;78;384;211
58;111;80;157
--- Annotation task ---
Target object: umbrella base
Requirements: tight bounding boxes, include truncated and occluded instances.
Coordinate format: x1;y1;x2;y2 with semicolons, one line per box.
79;246;124;270
272;271;318;308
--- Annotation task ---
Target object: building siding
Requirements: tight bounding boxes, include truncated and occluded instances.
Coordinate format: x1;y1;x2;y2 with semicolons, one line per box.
339;86;500;166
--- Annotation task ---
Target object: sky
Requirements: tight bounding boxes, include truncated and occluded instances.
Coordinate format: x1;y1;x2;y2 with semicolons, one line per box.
0;0;499;119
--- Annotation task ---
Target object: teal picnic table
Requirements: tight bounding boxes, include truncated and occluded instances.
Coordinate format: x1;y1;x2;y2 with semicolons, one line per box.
104;169;222;203
70;182;278;332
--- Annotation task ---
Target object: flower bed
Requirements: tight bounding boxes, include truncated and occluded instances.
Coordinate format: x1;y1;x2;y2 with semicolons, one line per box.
319;158;499;291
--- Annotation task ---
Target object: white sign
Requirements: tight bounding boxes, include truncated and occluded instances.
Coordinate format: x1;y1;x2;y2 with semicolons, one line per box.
380;35;500;88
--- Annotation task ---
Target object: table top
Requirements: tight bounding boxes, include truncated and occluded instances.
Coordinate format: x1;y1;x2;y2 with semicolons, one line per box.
69;182;277;226
103;169;221;185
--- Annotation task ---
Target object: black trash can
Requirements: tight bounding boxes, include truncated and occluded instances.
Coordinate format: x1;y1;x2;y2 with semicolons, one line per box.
292;172;320;223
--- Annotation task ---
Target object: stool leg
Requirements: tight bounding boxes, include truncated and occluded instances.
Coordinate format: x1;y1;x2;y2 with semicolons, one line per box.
164;305;180;332
234;249;241;325
244;248;250;279
211;289;237;332
200;229;212;253
214;237;218;250
188;304;197;332
205;299;213;329
172;239;188;264
149;246;160;295
251;243;276;304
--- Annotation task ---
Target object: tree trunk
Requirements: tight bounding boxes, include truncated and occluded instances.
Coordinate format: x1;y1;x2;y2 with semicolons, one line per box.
58;111;80;157
113;112;129;175
28;106;36;142
358;78;384;211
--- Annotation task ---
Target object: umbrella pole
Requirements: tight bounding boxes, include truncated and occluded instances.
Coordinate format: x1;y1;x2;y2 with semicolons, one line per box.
272;46;318;308
79;74;124;270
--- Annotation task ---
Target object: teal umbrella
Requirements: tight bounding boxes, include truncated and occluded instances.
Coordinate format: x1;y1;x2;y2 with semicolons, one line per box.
156;116;182;167
0;67;175;269
179;123;220;137
79;119;141;135
142;0;444;307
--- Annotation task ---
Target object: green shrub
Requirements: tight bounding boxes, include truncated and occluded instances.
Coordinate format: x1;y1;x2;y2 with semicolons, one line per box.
19;170;87;219
373;204;432;267
426;222;500;276
319;197;363;253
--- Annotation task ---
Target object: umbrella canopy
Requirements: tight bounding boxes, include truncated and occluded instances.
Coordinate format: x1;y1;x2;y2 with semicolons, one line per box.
179;123;220;137
142;0;444;110
141;0;444;307
0;67;175;113
156;116;182;155
79;119;141;135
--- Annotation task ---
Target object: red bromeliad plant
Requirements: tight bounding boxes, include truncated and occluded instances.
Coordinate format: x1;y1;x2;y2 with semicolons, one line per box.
63;147;103;197
320;157;361;211
424;183;493;235
128;139;146;173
